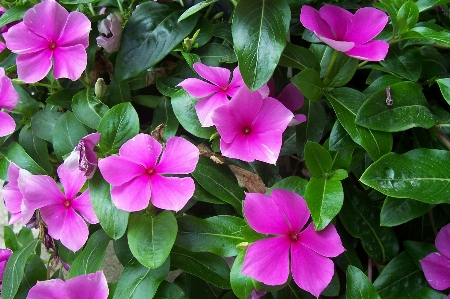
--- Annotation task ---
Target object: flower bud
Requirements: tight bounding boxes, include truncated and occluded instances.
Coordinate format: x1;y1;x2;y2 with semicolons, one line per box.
95;78;107;98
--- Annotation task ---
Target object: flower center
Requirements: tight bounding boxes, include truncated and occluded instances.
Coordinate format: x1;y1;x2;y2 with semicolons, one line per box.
49;42;57;49
220;86;228;91
290;231;300;242
147;168;155;175
243;127;251;135
63;200;71;208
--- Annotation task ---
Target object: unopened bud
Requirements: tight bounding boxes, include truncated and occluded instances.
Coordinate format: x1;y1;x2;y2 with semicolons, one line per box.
95;78;107;98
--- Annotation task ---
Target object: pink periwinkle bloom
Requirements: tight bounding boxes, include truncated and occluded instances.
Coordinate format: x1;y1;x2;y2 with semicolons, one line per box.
64;133;102;179
4;0;91;83
268;79;307;126
420;223;450;297
211;86;293;164
20;164;99;252
300;5;389;61
0;67;19;137
26;270;108;299
242;189;345;297
2;163;35;225
247;290;266;299
98;134;200;212
96;13;123;53
0;248;12;291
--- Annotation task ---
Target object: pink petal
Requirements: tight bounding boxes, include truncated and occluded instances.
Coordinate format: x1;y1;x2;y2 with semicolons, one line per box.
39;203;67;241
98;156;146;186
319;5;352;40
59;208;90;251
242;236;291;285
270;189;310;232
8;212;23;225
195;92;229;127
252;97;293;134
57;12;90;48
299;223;345;257
16;50;53;83
20;173;65;210
210;100;241;142
64;271;109;299
420;252;450;290
345;7;388;45
96;35;121;53
345;40;389;61
118;133;162;169
27;279;68;299
57;163;86;200
228;66;244;90
256;84;270;99
0;111;15;137
244;192;291;235
178;78;220;98
0;75;19;110
150;175;195;211
64;150;80;172
300;5;335;40
289;114;307;126
246;130;284;164
110;175;151;212
3;22;49;54
71;190;99;224
317;35;355;52
435;223;450;259
2;184;22;215
291;242;335;297
193;62;231;87
276;83;304;112
219;136;254;162
52;44;87;81
156;137;199;174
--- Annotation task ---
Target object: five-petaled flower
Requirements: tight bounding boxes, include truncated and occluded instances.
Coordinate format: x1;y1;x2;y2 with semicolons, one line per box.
242;189;344;297
4;0;91;83
0;67;19;137
212;86;293;164
420;223;450;297
300;5;389;61
64;133;102;179
20;164;98;252
98;134;199;212
26;270;108;299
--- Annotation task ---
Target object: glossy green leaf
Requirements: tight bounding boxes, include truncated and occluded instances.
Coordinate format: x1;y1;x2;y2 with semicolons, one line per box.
404;240;437;268
380;46;422;81
196;43;236;66
68;229;111;278
363;75;405;96
52;111;88;160
437;78;450;106
5;142;47;175
326;88;392;161
329;169;348;181
151;97;179;140
2;239;39;299
156;77;183;97
380;197;433;227
97;103;139;156
295;100;326;159
304;141;333;177
360;149;450;204
230;250;254;299
409;288;447;299
89;171;129;240
18;127;52;174
397;2;419;31
291;68;323;102
115;2;199;80
346;265;381;299
270;176;308;197
305;177;343;230
410;26;450;47
112;257;169;299
278;42;320;71
72;89;109;130
171;89;216;139
153;281;188;299
4;226;19;252
0;5;29;28
171;245;231;289
232;0;290;90
46;89;78;109
109;76;131;105
356;82;435;132
329;120;358;151
415;0;450;11
30;110;62;142
175;215;245;257
14;254;46;299
128;211;177;269
178;0;218;22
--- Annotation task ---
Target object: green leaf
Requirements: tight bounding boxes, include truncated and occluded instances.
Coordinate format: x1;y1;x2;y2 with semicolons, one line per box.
156;77;183;97
4;226;20;251
128;211;177;269
363;75;405;96
295;100;326;160
404;240;437;268
178;0;218;22
380;197;433;227
397;2;419;31
13;83;39;119
291;68;323;102
154;281;188;299
2;239;39;299
175;215;245;257
18;127;52;174
346;265;381;299
329;169;348;181
52;111;88;160
30;110;62;142
409;288;447;299
68;229;111;278
109;76;131;105
270;175;308;197
115;2;200;80
437;78;450;106
14;254;46;299
171;245;231;289
360;149;450;204
415;0;450;12
380;46;422;81
373;251;427;298
46;89;78;109
305;177;343;230
89;171;129;240
97;103;139;156
355;82;435;132
230;250;254;299
410;26;450;47
304;141;333;177
171;89;216;139
278;42;320;71
151;97;179;140
326;88;392;161
72;89;109;130
232;0;290;90
196;43;236;66
329;120;358;151
112;257;169;299
5;142;47;174
0;5;29;28
191;157;244;214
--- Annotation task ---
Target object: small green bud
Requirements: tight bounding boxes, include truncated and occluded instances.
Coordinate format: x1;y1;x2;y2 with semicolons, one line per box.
95;78;107;98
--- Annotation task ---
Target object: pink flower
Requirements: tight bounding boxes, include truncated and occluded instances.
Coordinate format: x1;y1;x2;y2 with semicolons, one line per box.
268;80;307;126
0;248;12;291
26;270;108;299
420;223;450;296
242;189;344;297
300;5;389;61
64;133;102;179
98;134;199;212
211;86;293;164
20;164;99;252
96;13;123;53
0;67;19;137
4;0;91;83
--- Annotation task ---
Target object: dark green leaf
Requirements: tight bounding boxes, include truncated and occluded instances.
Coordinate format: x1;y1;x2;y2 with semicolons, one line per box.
212;23;233;45
109;76;131;105
46;89;78;109
5;142;47;174
151;97;179;140
14;254;46;299
154;281;188;299
380;197;433;227
230;250;254;299
30;110;62;142
304;141;333;177
380;46;422;81
437;78;450;106
295;100;326;160
397;2;419;31
156;77;183;97
0;6;29;28
329;120;358;151
346;265;381;299
18;127;52;174
4;226;19;252
404;240;437;268
270;175;308;197
278;42;320;71
409;287;447;299
410;26;450;47
13;83;39;119
178;0;218;22
363;75;405;96
52;111;88;160
291;68;323;102
196;43;236;66
72;89;109;130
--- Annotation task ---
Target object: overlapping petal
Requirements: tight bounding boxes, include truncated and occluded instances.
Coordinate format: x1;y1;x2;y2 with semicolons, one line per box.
252;97;293;134
219;136;253;162
0;76;19;110
118;133;161;168
276;83;304;112
0;112;16;137
21;173;65;210
98;156;146;186
26;279;68;299
110;175;151;212
271;189;310;232
319;5;352;40
156;137;199;174
193;62;230;87
420;252;450;290
39;203;67;241
150;175;195;211
52;45;87;80
246;130;283;164
345;40;389;61
299;5;335;39
299;223;345;257
60;208;90;252
57;164;86;200
345;7;388;45
435;224;450;259
16;50;53;83
71;190;99;224
195;92;229;127
178;79;220;98
64;271;109;299
58;12;91;47
4;23;49;54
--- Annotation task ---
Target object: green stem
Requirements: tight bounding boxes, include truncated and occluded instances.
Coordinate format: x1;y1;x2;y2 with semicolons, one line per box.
116;0;124;14
88;3;96;16
323;49;339;81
